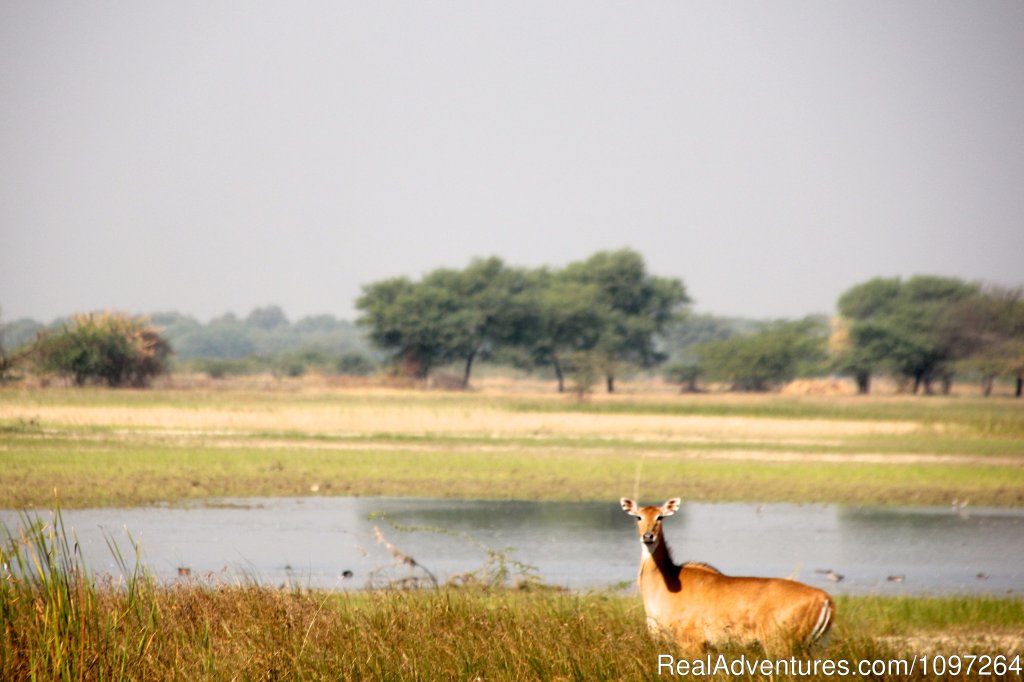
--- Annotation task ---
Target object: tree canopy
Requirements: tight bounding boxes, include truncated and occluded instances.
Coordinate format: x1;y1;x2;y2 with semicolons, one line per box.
356;250;690;390
834;276;980;394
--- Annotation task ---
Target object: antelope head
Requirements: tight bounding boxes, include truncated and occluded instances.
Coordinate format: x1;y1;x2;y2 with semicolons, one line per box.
621;497;680;554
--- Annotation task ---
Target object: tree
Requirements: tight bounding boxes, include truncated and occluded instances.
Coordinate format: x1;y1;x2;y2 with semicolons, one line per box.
519;271;611;393
834;277;902;393
356;262;516;385
694;318;828;391
420;258;535;387
663;361;702;393
246;305;289;331
941;287;1024;396
355;250;689;391
828;316;873;394
835;275;977;394
33;312;172;387
356;276;455;379
561;249;690;392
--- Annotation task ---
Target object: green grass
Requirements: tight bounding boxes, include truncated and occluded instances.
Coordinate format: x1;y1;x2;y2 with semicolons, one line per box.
3;431;1024;508
3;513;1022;681
2;386;1024;507
838;595;1024;634
508;394;1024;438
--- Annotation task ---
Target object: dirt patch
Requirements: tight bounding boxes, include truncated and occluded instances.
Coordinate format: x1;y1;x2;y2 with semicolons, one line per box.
1;404;919;442
878;632;1024;655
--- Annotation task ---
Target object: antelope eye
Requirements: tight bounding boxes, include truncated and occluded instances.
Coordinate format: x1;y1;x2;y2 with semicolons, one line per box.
655;515;663;521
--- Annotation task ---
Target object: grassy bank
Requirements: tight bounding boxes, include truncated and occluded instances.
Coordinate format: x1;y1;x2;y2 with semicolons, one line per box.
2;386;1023;507
3;515;1022;681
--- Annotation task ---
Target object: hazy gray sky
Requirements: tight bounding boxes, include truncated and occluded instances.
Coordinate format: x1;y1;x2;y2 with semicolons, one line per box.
2;1;1022;323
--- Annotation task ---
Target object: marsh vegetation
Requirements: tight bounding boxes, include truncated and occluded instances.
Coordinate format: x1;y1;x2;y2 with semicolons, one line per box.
2;513;1022;681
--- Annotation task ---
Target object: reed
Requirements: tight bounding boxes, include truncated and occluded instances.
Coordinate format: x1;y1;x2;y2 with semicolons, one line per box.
0;505;157;680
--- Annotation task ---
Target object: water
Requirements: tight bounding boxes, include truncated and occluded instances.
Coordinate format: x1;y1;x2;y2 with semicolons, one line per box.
2;498;1022;595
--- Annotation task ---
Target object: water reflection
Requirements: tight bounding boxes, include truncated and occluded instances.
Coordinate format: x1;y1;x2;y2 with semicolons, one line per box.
2;498;1021;594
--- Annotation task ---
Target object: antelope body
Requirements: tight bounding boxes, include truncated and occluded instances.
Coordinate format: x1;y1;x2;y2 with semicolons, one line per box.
621;497;835;653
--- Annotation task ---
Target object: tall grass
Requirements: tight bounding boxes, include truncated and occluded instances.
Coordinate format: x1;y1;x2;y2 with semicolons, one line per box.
0;506;157;680
3;510;1022;681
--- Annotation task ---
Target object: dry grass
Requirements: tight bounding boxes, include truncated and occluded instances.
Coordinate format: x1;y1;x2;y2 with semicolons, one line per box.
0;390;920;440
3;514;1022;681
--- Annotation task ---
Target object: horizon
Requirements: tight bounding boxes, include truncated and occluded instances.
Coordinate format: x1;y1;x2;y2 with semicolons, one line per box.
2;265;1015;328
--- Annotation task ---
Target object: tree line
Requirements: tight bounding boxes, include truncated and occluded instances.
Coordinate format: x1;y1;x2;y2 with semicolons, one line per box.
832;276;1024;396
356;260;1023;396
2;254;1022;395
0;307;376;386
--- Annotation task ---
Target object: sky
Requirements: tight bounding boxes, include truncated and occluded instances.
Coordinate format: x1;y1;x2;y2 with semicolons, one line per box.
2;1;1023;324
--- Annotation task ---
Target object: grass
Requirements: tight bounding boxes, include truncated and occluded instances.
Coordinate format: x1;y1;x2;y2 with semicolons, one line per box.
3;511;1022;681
2;433;1024;508
2;385;1023;507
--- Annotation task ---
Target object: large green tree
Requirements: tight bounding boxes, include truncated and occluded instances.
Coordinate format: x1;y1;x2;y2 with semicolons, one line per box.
421;258;536;387
835;275;978;394
355;276;453;379
517;270;611;393
356;250;689;391
560;249;689;392
356;258;533;386
940;286;1024;396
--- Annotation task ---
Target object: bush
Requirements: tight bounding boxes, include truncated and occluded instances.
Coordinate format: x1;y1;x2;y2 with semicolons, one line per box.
695;318;828;392
336;352;376;376
33;313;172;387
663;362;702;392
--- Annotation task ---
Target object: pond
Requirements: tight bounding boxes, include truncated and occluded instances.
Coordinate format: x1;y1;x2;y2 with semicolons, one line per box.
3;498;1022;595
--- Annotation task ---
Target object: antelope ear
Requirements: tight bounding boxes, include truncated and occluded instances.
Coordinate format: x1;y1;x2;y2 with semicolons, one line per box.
620;498;640;516
661;498;681;516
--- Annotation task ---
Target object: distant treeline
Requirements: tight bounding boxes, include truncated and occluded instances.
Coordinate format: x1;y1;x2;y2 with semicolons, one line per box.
0;307;377;380
2;250;1022;395
353;250;1023;396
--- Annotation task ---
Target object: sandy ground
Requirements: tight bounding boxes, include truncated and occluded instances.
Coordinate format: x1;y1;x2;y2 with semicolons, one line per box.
0;402;919;443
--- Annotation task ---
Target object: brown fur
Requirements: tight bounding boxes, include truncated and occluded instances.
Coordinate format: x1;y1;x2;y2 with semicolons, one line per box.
621;497;835;654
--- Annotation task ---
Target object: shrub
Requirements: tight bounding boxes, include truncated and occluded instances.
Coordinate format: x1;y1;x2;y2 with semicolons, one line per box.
336;352;376;376
33;313;172;387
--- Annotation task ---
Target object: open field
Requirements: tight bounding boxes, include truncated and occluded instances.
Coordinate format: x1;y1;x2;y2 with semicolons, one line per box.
3;386;1023;680
1;383;1023;508
2;515;1022;681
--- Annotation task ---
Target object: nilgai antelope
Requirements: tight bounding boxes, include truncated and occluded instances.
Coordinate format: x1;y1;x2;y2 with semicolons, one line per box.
621;497;835;653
